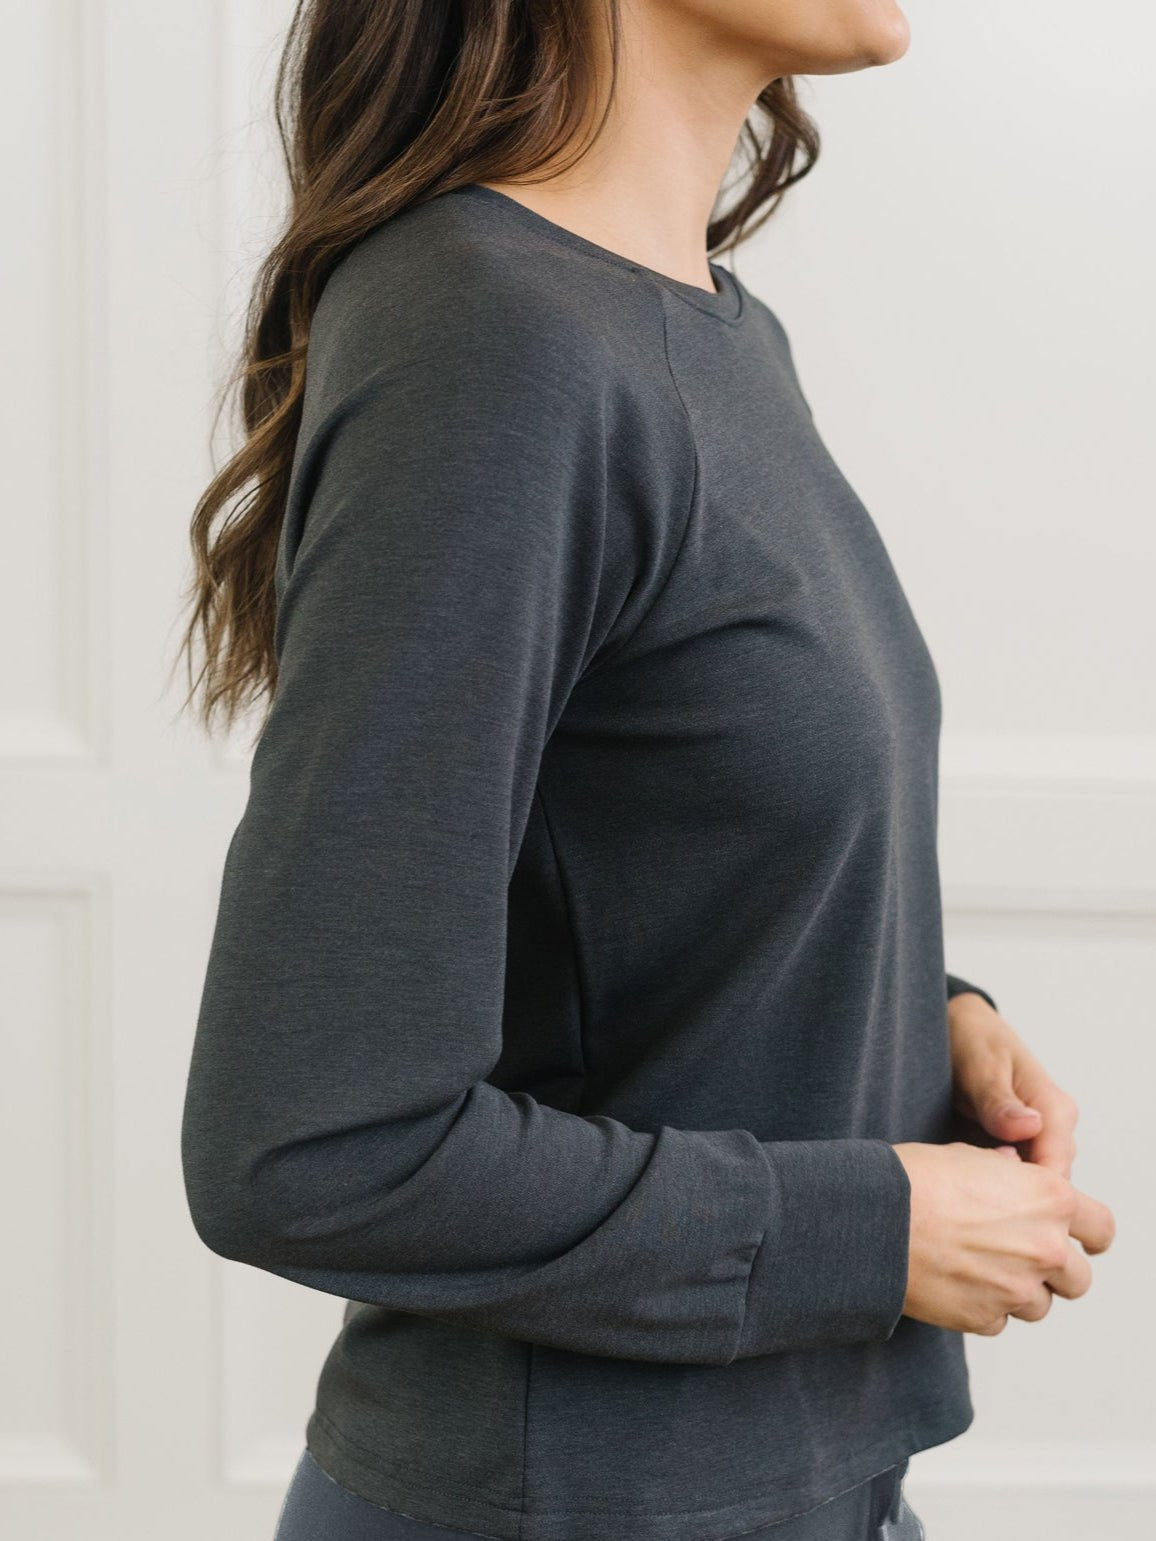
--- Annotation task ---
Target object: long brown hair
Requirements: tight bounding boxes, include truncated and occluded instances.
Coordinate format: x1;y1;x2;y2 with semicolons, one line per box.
173;0;820;740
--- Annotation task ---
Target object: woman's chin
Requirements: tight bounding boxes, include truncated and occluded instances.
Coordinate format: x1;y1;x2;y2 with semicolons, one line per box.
820;5;912;73
866;8;911;66
780;12;911;76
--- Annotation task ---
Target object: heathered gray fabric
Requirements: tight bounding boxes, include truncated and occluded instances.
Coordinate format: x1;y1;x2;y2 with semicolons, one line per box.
181;183;996;1541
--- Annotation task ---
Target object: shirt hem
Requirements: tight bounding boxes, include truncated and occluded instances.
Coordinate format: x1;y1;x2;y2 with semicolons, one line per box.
305;1396;974;1541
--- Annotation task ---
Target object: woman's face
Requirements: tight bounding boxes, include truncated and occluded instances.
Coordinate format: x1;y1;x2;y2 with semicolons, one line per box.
666;0;911;76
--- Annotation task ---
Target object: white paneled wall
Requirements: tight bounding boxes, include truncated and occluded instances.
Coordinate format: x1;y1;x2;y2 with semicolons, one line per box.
1;1;1150;1537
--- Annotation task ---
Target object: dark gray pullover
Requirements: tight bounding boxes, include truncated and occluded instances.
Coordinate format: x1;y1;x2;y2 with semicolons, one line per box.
181;183;996;1541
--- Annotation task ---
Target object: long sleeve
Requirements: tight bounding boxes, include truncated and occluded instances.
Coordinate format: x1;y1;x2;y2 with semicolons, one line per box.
180;277;913;1368
946;973;998;1013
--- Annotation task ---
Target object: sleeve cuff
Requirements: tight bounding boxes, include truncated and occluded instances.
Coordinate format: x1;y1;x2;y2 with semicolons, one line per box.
946;973;998;1013
729;1137;911;1361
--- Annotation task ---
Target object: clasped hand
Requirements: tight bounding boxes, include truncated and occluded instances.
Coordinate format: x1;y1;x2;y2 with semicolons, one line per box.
891;992;1116;1336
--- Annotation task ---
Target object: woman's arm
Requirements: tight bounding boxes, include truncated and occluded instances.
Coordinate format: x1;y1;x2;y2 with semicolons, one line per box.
947;972;997;1013
180;276;912;1366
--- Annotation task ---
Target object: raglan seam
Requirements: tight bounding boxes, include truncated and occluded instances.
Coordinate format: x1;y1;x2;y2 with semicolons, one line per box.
648;286;701;653
580;281;701;679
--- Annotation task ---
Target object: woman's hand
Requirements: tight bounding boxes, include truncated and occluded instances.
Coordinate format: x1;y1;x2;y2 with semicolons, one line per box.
892;993;1117;1335
947;991;1078;1177
891;1141;1116;1335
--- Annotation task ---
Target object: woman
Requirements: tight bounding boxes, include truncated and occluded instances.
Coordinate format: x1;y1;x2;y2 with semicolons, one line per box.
177;1;1116;1538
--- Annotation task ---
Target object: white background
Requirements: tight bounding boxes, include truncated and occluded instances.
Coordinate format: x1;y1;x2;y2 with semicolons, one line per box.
1;1;1151;1536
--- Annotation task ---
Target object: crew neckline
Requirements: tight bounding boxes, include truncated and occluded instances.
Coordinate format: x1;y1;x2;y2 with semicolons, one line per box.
447;182;745;323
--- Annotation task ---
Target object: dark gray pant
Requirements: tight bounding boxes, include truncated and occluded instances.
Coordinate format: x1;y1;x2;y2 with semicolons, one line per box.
273;1447;925;1540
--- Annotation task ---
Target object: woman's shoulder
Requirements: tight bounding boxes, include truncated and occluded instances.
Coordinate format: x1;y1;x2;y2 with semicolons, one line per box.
307;189;664;400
